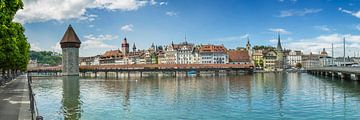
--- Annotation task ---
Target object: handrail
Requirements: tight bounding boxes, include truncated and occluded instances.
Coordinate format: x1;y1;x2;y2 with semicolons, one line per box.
27;74;43;120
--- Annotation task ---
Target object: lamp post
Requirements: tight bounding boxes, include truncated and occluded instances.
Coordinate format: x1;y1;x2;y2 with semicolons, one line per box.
343;37;345;66
332;43;334;66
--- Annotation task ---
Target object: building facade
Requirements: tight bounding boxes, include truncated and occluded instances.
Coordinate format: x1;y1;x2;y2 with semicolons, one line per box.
199;45;228;64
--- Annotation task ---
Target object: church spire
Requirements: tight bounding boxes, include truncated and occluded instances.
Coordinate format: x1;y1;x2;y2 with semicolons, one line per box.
246;36;251;51
132;43;136;52
277;32;283;51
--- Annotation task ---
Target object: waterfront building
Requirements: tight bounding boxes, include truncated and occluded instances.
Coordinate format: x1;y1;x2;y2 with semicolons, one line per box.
286;50;302;68
100;50;122;65
319;48;332;67
228;50;251;64
198;45;228;64
301;52;321;68
263;50;278;71
80;55;101;65
252;50;264;68
334;57;354;66
164;40;197;64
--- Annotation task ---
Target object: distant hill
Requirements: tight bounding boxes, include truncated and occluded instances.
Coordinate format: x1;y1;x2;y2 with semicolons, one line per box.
30;51;62;66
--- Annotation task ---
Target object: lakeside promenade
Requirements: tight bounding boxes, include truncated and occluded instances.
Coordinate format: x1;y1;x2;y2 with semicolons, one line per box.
0;75;31;120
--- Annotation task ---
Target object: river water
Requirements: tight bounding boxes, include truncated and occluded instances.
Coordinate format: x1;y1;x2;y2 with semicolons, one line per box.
32;73;360;120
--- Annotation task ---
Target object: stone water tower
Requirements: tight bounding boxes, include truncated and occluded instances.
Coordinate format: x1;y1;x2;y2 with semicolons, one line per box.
60;25;81;76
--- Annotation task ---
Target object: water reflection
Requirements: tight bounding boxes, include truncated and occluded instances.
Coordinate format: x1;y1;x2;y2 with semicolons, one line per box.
62;76;81;120
32;73;360;119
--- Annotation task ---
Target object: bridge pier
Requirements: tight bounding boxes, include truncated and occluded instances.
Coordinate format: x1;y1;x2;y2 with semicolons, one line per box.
116;72;119;78
340;73;351;80
105;71;108;78
215;70;219;76
355;75;360;81
140;71;143;78
94;72;97;78
127;72;130;78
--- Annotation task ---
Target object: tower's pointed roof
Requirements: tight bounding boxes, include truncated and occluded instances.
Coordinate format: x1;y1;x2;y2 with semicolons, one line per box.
60;25;81;44
277;32;282;51
133;43;136;49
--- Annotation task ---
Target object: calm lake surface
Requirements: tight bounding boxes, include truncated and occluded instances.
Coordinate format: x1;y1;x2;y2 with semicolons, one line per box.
32;73;360;120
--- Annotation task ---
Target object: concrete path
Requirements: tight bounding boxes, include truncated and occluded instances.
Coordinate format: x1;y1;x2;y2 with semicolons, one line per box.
0;75;31;120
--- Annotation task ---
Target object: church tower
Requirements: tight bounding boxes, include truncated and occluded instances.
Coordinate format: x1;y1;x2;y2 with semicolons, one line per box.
132;43;137;52
276;32;284;69
246;36;251;51
122;37;129;55
60;25;81;76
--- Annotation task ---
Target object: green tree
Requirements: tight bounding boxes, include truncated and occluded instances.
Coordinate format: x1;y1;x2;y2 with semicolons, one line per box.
0;0;28;78
295;63;302;69
254;59;264;68
29;51;62;66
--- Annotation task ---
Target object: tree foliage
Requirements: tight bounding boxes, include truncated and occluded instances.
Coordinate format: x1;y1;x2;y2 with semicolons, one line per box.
0;0;29;76
295;63;302;69
30;51;62;66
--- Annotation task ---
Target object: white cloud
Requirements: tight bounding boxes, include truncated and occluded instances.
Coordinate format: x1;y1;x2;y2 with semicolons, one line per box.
88;25;95;28
278;0;297;2
82;34;119;49
30;42;41;51
121;24;134;32
14;0;162;24
269;28;291;34
165;11;178;16
313;25;334;32
338;7;360;19
286;34;360;57
159;2;168;5
51;42;62;53
279;8;322;17
356;24;360;31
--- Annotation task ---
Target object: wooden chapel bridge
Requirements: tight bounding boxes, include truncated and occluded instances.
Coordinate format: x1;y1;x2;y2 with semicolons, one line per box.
27;64;254;78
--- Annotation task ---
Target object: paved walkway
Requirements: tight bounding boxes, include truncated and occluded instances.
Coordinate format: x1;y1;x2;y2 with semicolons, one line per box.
0;75;31;120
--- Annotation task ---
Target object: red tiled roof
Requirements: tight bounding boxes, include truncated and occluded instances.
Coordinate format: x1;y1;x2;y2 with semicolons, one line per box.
199;45;227;53
102;50;122;58
228;50;250;62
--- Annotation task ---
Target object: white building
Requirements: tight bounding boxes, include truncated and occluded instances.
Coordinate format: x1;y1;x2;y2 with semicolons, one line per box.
198;45;228;64
164;41;197;64
286;50;302;68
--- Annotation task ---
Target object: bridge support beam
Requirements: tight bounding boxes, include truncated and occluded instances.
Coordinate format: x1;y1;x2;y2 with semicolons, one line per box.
116;72;119;78
105;71;108;78
140;72;143;78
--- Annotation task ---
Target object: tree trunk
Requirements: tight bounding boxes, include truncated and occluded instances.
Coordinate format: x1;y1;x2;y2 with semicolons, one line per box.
1;69;4;78
7;69;10;79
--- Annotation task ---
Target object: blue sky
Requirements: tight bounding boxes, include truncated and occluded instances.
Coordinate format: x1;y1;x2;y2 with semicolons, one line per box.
15;0;360;57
